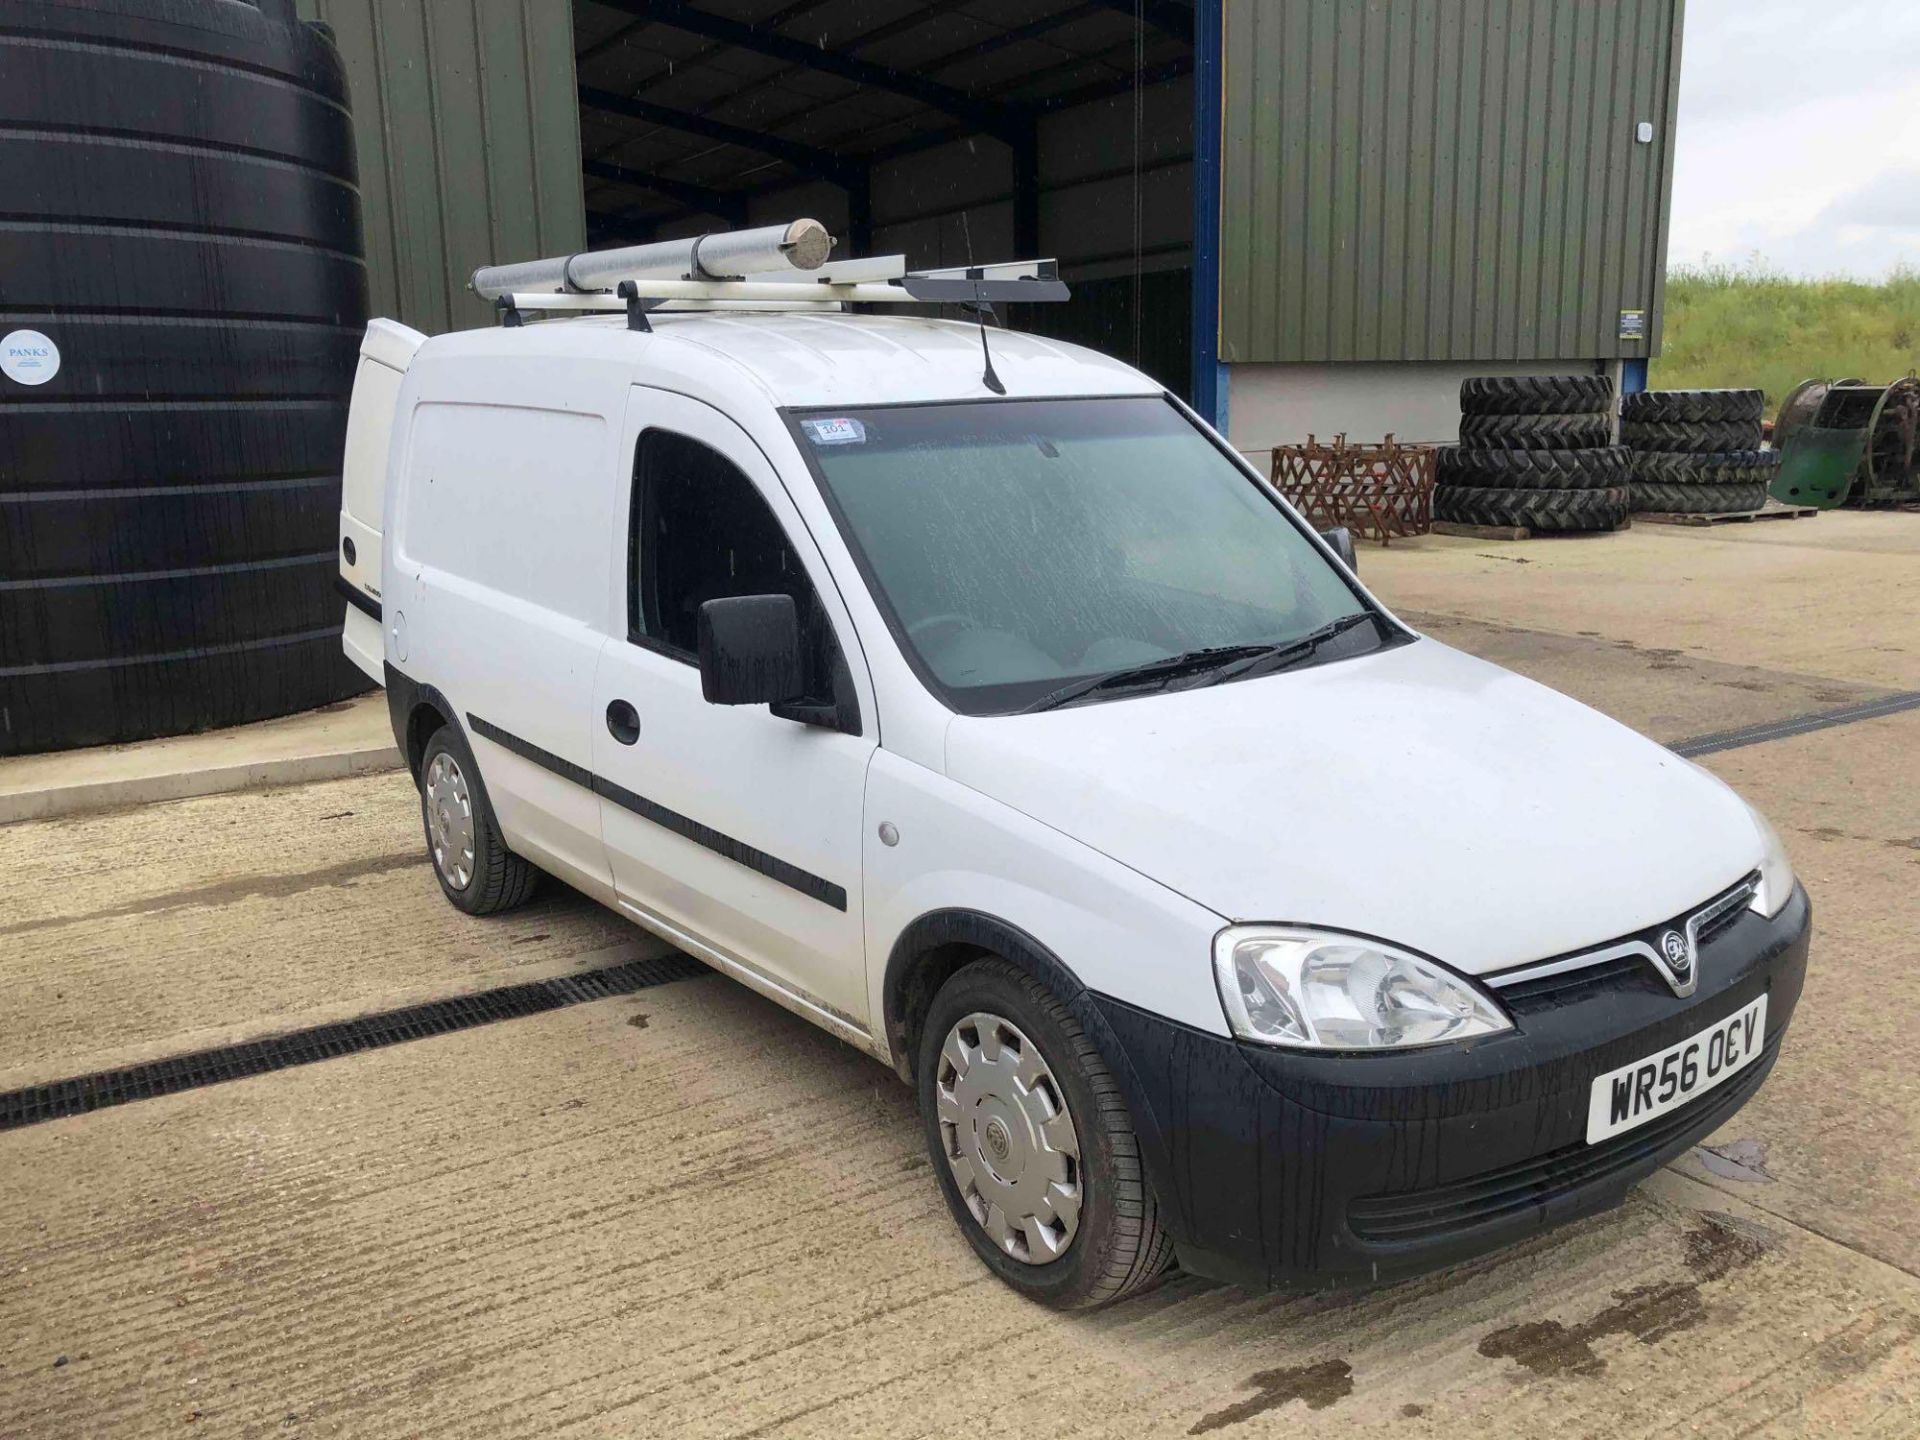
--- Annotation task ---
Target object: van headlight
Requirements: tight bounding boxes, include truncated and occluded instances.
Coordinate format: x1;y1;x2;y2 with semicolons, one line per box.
1748;808;1797;918
1212;927;1512;1050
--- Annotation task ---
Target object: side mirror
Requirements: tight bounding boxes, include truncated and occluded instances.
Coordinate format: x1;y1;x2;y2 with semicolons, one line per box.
697;594;806;706
1320;526;1358;571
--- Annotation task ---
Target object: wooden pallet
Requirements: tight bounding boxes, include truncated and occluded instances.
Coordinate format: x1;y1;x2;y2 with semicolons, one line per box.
1635;503;1819;527
1432;517;1631;542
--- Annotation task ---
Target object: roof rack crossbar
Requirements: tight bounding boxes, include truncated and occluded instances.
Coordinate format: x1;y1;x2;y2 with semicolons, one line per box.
476;220;1068;320
497;271;1066;318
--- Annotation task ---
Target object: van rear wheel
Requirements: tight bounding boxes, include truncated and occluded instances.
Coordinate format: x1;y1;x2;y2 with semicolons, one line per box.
918;958;1174;1309
418;726;538;915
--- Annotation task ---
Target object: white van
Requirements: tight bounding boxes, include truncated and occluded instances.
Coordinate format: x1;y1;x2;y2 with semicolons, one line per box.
337;252;1808;1309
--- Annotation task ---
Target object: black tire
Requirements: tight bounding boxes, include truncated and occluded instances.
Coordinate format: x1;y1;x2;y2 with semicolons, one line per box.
418;725;539;916
918;958;1173;1309
1457;411;1613;450
1436;445;1631;490
1630;481;1770;514
1631;450;1781;487
1620;388;1765;424
1621;417;1765;452
1434;485;1630;532
1460;374;1614;416
1697;451;1781;487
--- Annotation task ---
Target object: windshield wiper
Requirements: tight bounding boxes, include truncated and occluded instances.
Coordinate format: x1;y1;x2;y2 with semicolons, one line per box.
1018;614;1387;715
1193;612;1382;687
1017;643;1278;714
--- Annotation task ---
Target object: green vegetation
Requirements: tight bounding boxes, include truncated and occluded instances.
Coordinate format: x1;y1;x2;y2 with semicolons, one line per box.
1651;263;1920;417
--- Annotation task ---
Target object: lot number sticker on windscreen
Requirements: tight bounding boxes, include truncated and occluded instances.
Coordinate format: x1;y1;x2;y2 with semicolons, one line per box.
801;417;867;446
1586;994;1766;1143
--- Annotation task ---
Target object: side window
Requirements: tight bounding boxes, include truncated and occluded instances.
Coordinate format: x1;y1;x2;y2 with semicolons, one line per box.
629;429;839;699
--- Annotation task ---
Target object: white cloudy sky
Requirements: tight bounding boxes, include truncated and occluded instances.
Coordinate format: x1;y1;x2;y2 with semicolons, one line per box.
1669;0;1920;278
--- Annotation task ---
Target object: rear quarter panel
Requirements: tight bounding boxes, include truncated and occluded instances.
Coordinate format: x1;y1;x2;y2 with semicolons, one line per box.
385;353;628;892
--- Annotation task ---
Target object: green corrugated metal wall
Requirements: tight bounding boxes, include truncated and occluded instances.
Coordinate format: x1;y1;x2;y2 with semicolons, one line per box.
1218;0;1684;364
297;0;586;333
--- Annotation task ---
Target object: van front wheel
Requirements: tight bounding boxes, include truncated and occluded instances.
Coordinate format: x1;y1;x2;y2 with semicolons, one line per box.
918;958;1173;1308
418;726;538;915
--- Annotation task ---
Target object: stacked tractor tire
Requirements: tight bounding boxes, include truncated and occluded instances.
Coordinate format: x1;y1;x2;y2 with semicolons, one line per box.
1435;375;1630;532
1620;389;1776;515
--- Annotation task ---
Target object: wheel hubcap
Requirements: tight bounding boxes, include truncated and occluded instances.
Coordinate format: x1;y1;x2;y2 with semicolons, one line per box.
935;1011;1082;1264
424;752;475;891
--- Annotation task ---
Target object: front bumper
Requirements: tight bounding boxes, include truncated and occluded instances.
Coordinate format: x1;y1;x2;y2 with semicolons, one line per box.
1094;884;1811;1291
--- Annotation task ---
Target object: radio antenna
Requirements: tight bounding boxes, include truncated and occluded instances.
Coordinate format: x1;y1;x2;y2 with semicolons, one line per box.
957;212;1005;394
970;285;1006;395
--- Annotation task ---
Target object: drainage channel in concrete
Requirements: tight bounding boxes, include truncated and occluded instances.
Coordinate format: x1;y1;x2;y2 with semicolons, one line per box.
0;953;707;1131
1668;690;1920;758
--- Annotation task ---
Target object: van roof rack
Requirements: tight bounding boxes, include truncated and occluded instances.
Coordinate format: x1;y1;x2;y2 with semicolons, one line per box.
470;219;1068;328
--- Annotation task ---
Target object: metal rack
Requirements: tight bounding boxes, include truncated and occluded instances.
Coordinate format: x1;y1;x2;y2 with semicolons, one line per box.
472;219;1068;330
1268;435;1437;546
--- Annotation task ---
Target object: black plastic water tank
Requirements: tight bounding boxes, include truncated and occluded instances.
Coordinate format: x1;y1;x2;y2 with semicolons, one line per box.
0;0;370;755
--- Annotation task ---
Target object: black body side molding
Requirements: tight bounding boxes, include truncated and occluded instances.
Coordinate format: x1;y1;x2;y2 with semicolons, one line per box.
464;711;847;911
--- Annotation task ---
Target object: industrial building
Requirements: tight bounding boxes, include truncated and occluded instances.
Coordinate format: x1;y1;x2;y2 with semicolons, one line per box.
0;0;1684;754
299;0;1684;458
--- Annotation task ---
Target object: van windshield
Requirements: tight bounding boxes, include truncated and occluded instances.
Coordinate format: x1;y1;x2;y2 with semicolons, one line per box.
793;396;1389;716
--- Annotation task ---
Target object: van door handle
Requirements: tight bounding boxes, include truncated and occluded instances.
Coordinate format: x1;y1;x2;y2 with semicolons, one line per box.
605;699;640;745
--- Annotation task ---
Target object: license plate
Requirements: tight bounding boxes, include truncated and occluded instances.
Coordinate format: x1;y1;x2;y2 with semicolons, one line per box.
1585;995;1767;1144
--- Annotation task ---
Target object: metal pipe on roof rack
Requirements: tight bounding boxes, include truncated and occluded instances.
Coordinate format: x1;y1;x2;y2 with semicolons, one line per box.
499;268;1069;310
469;219;834;300
504;280;900;307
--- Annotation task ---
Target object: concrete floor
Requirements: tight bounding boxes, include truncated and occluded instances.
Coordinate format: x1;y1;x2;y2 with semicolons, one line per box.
2;512;1916;1437
0;691;397;824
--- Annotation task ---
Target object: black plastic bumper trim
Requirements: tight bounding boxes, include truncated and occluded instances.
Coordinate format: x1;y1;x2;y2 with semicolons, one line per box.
334;573;381;621
1090;886;1810;1291
1347;1032;1779;1241
465;712;848;911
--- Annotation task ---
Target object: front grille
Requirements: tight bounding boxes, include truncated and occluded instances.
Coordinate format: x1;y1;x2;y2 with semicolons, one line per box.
1347;1034;1778;1244
1696;899;1746;948
1494;954;1662;1008
1486;872;1761;1010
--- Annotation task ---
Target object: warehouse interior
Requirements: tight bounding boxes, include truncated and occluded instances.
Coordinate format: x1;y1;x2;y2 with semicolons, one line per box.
569;0;1200;400
296;0;1676;450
